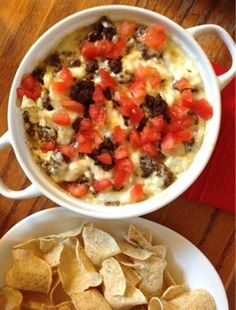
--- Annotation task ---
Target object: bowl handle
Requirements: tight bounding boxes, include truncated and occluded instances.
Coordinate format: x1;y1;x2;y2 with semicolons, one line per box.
0;131;41;199
187;24;236;90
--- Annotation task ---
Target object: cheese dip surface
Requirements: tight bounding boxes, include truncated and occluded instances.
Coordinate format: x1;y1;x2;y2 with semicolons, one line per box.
17;17;213;205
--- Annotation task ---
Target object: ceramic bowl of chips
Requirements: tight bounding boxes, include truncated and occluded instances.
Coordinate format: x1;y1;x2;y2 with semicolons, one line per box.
0;208;228;309
0;5;235;218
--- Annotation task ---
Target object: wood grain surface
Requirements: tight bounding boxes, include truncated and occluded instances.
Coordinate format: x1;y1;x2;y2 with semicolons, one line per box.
0;0;235;308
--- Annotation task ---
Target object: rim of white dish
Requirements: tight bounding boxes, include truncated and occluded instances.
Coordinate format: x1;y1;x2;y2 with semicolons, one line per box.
8;5;221;218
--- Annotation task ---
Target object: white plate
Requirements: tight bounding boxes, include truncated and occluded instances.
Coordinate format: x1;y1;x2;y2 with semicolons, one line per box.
0;207;228;309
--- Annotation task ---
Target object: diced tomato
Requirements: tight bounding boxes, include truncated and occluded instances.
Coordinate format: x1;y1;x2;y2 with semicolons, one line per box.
17;86;42;100
113;169;127;190
113;126;127;143
115;91;144;126
129;129;142;148
99;69;117;89
129;80;146;105
82;38;125;60
190;99;213;120
166;103;195;134
93;85;106;104
175;78;192;91
181;89;193;105
21;75;36;89
82;39;113;59
119;97;144;125
89;104;107;125
106;36;126;59
76;119;103;148
97;152;113;165
119;97;134;117
130;184;143;203
138;24;166;49
52;68;74;94
52;111;71;126
93;179;113;192
129;105;144;125
51;81;70;94
62;99;84;115
113;158;133;190
134;66;161;91
59;144;78;160
119;20;136;38
59;67;73;85
181;115;195;129
79;118;93;131
76;132;86;144
141;126;161;144
114;145;129;160
142;143;158;157
165;115;194;134
76;141;94;154
161;129;193;155
175;130;193;142
17;74;42;100
150;115;164;131
164;102;195;136
161;133;178;155
17;88;30;100
67;183;89;198
116;157;133;173
89;130;104;148
169;103;189;121
40;140;57;152
82;41;99;59
96;39;114;56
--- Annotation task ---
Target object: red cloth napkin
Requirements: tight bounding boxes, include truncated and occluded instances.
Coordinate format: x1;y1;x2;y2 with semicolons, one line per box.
183;64;235;213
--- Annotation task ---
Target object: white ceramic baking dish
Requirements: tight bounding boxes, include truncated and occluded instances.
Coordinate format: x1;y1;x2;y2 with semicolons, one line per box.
0;5;235;218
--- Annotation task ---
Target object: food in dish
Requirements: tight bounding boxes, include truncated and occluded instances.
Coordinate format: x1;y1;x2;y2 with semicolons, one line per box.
17;17;213;205
0;223;216;309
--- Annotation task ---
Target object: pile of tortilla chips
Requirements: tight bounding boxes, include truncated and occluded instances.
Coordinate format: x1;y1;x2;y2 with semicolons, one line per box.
0;223;216;310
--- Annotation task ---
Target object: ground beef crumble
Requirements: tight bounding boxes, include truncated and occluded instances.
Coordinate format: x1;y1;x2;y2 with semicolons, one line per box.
70;79;95;106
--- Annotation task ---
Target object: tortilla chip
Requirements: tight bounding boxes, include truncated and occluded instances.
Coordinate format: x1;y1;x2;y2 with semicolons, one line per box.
43;301;75;310
127;225;151;249
13;238;63;267
127;225;166;259
49;273;70;305
72;289;112;310
58;238;102;295
148;297;163;310
104;284;147;309
115;254;145;269
161;285;187;301
118;240;154;260
121;265;142;287
43;222;91;239
150;245;166;259
82;226;121;266
100;257;126;296
136;256;167;299
163;269;176;289
0;286;23;310
142;230;152;244
5;249;52;294
21;290;51;309
163;289;216;309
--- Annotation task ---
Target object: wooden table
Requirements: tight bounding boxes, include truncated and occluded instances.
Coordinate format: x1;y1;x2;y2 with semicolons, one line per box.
0;0;235;308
